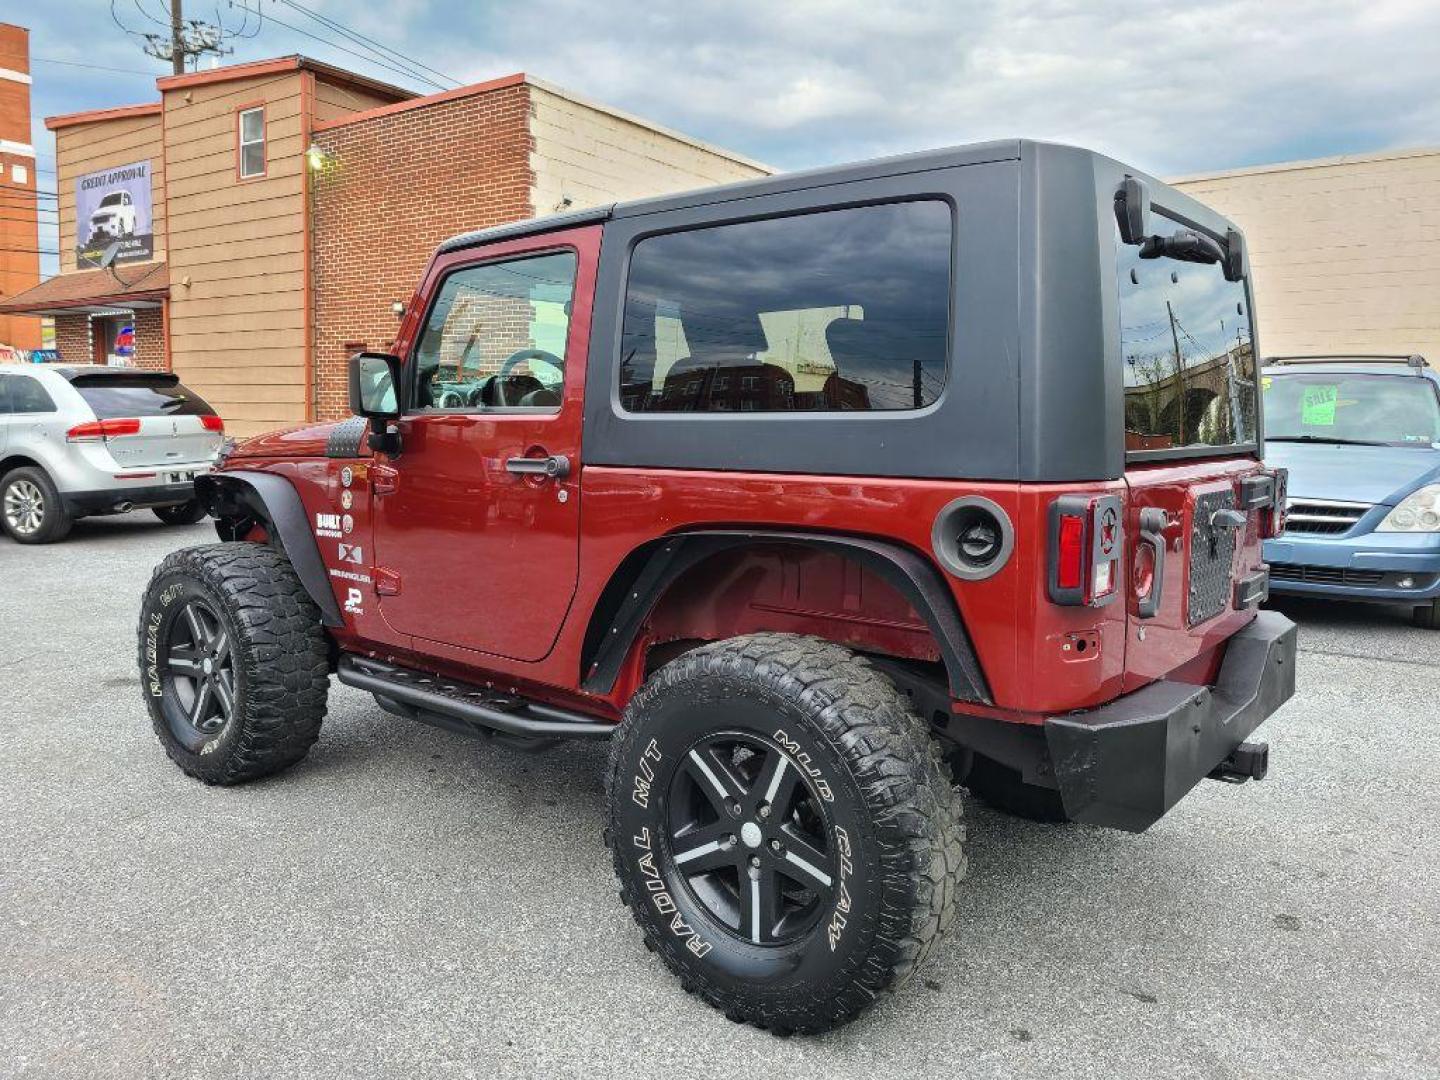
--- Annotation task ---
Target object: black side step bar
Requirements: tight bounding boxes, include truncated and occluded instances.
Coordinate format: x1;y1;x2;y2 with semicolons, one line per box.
336;655;614;741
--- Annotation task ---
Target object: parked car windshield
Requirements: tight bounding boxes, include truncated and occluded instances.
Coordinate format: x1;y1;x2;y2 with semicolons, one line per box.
1117;214;1258;455
70;374;217;419
1264;372;1440;447
98;194;124;208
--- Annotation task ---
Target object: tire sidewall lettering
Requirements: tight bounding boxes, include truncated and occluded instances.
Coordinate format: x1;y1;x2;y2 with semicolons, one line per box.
615;676;878;991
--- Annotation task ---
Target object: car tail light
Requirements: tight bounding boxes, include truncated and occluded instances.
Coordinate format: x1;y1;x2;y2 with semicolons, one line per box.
1260;468;1289;539
66;417;142;442
1056;515;1084;590
201;414;225;433
1048;493;1124;607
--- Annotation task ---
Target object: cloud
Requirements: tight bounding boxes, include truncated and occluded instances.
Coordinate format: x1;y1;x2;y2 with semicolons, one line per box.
16;0;1440;274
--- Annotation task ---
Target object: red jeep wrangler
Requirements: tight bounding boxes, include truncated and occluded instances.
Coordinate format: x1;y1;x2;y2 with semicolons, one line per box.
139;141;1296;1034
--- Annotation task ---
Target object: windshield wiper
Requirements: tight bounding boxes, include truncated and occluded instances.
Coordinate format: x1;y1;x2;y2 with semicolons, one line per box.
1139;229;1224;266
1267;434;1391;447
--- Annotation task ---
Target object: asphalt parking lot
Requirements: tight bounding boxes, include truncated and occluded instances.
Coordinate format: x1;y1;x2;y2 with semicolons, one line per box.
2;515;1437;1080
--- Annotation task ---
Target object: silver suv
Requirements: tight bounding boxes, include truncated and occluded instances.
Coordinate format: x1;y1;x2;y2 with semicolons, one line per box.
0;365;224;544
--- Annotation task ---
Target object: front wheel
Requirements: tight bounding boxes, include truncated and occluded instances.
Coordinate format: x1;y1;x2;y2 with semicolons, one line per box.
605;633;966;1034
153;499;209;526
1;467;73;544
138;543;330;784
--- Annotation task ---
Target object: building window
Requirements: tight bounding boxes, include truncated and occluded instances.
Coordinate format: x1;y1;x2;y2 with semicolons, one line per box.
237;106;266;179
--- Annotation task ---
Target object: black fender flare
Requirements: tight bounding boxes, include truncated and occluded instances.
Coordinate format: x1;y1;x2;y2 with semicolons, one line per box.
580;529;991;704
195;470;344;627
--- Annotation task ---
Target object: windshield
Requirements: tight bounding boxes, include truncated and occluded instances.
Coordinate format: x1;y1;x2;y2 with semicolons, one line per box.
98;194;124;208
1116;214;1257;455
1264;372;1440;447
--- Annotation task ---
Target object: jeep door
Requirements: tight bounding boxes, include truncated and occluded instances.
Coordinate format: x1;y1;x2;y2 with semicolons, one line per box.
369;226;600;662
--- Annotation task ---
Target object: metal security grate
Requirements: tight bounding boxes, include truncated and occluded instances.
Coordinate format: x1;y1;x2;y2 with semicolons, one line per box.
1268;563;1385;587
1188;489;1240;627
1283;499;1370;536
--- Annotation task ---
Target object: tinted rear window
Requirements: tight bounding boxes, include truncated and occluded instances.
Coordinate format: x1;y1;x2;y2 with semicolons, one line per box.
619;200;952;413
71;375;216;419
1117;214;1258;454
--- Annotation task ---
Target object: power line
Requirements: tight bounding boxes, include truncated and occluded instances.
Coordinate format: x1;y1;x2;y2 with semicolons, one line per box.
273;0;460;88
229;1;447;91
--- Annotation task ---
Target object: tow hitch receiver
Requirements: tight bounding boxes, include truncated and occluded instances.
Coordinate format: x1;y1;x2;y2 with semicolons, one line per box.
1207;740;1269;784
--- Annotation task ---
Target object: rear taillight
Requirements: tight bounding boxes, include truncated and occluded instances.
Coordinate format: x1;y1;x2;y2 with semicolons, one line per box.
66;417;142;442
201;414;224;433
1048;494;1124;607
1261;468;1289;539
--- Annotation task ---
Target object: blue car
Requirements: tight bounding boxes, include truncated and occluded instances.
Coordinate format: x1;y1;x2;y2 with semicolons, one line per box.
1262;355;1440;627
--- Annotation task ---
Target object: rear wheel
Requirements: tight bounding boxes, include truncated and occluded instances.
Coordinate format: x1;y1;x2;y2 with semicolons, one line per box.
153;499;209;526
1;467;73;544
605;633;965;1034
138;543;330;784
1415;600;1440;630
962;753;1070;824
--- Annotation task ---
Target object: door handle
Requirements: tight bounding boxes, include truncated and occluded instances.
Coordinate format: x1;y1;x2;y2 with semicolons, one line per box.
1137;507;1167;620
372;464;399;496
505;454;570;479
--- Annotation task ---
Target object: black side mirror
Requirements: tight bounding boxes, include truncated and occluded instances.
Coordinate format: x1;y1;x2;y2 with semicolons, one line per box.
1114;176;1151;245
348;352;401;420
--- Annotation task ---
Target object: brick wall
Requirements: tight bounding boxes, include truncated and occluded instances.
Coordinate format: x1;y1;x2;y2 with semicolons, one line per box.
51;307;167;370
53;313;90;362
132;307;166;371
310;84;533;419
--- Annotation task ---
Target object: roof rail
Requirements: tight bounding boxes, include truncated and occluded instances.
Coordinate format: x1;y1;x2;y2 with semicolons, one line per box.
1266;354;1429;369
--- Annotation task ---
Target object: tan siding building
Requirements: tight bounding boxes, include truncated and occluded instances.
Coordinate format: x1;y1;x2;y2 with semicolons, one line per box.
161;69;311;431
1172;147;1440;364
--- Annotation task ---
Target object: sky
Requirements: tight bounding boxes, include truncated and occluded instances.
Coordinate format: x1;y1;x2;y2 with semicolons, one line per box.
13;0;1440;276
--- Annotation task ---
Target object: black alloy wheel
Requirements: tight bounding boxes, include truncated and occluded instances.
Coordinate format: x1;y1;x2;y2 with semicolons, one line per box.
162;598;236;739
666;731;836;947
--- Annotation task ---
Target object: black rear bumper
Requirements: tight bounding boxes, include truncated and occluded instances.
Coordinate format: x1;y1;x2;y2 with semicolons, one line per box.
62;483;196;516
1045;611;1298;832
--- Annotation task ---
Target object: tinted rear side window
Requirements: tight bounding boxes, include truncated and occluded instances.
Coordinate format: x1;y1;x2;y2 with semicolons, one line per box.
3;376;57;414
70;375;216;419
619;200;952;412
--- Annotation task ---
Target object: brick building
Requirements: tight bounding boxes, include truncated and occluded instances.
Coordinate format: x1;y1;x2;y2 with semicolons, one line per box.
0;54;766;435
0;22;42;355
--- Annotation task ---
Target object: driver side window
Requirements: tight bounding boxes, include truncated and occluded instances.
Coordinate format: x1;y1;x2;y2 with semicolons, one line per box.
411;250;577;412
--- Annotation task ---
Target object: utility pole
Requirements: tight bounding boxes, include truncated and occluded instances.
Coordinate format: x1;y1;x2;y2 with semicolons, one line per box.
1167;299;1187;444
137;0;231;72
170;0;185;76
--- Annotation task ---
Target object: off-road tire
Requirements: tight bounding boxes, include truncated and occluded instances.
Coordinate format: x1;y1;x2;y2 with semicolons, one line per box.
1;466;73;544
1414;600;1440;630
605;633;966;1035
138;542;329;784
153;499;209;526
962;753;1070;823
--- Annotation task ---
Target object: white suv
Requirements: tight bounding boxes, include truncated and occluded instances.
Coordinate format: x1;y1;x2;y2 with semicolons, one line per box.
0;365;224;544
88;191;136;240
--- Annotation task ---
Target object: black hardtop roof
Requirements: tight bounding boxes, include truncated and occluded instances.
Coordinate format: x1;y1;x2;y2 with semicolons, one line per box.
437;139;1030;255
